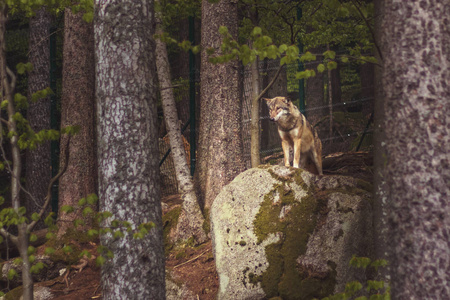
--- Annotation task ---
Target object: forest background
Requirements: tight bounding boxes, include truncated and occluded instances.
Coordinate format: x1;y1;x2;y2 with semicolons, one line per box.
0;0;448;299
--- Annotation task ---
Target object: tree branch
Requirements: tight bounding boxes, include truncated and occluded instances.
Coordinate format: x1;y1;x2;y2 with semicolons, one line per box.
255;63;284;102
348;0;383;61
27;135;71;232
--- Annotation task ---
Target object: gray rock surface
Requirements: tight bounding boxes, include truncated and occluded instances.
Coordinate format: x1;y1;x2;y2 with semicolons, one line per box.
210;165;373;300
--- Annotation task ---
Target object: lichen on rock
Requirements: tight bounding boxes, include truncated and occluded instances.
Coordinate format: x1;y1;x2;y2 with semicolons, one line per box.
210;165;373;300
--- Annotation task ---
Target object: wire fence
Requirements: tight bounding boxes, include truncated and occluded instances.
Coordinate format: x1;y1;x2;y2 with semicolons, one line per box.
159;58;375;195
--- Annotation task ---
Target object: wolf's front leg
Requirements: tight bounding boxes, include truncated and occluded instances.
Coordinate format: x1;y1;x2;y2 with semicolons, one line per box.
293;138;302;168
281;139;291;167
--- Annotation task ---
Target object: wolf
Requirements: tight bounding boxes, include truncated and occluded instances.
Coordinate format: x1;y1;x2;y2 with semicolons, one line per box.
264;96;323;175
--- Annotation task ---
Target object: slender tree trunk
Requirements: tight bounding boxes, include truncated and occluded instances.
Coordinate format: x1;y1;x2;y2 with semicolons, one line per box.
327;45;333;140
250;58;261;167
155;16;207;244
95;0;165;298
379;0;450;298
305;46;325;126
261;59;287;153
196;0;245;209
26;7;52;228
0;7;33;299
57;9;97;236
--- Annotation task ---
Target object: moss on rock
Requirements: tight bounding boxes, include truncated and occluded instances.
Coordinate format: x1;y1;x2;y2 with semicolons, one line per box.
252;170;335;299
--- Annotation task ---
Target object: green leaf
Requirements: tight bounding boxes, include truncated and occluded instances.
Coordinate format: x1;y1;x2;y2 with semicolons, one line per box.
0;100;8;109
278;44;288;53
29;255;36;264
14;258;23;266
349;256;371;269
61;205;74;214
327;60;338;70
341;56;349;63
218;26;228;35
367;280;385;292
74;219;85;228
83;206;94;216
8;269;18;280
18;206;26;216
46;232;55;240
63;245;73;254
45;247;55;255
323;50;336;60
16;62;33;74
29;234;38;243
113;230;124;239
78;197;87;207
252;26;262;36
96;255;106;266
27;246;36;255
87;194;98;205
299;51;316;62
31;212;40;222
88;229;99;237
82;11;94;23
345;280;363;294
317;64;326;73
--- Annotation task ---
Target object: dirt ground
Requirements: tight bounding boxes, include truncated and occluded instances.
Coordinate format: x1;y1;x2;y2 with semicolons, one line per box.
29;151;371;299
38;238;218;300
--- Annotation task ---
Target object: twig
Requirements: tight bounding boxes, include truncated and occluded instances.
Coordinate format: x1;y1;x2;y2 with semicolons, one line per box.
348;0;383;61
173;248;211;269
27;134;72;232
256;64;284;102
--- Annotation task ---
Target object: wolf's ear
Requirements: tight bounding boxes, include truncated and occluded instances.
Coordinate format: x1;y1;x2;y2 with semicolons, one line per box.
263;98;272;105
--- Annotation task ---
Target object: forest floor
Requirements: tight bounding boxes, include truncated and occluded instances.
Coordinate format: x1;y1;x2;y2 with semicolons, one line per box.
36;151;372;300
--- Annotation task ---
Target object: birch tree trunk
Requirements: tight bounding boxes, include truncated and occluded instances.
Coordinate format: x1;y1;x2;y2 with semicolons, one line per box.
95;0;165;298
379;1;450;298
155;16;207;244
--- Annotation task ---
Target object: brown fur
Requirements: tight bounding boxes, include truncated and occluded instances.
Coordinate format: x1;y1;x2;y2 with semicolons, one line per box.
264;96;323;175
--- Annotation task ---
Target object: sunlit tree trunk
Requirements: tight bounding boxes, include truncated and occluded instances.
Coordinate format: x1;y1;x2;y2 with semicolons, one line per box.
378;0;450;298
95;0;165;298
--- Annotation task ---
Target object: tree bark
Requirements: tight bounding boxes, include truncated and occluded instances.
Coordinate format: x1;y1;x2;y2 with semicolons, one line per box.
95;0;165;298
379;1;450;298
196;0;245;209
57;8;97;236
250;58;261;168
155;16;207;245
25;7;52;229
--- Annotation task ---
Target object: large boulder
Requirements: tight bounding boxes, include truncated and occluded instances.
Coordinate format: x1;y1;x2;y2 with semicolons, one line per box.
210;165;373;300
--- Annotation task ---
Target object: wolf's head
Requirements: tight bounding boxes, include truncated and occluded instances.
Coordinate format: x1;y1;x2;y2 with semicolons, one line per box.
263;97;292;122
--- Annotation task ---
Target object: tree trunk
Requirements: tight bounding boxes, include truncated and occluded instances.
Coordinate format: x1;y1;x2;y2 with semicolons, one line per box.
305;46;325;126
155;16;207;245
95;0;165;298
379;0;450;298
196;0;245;209
57;9;97;236
250;58;261;168
260;59;288;154
25;7;52;229
1;7;33;299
